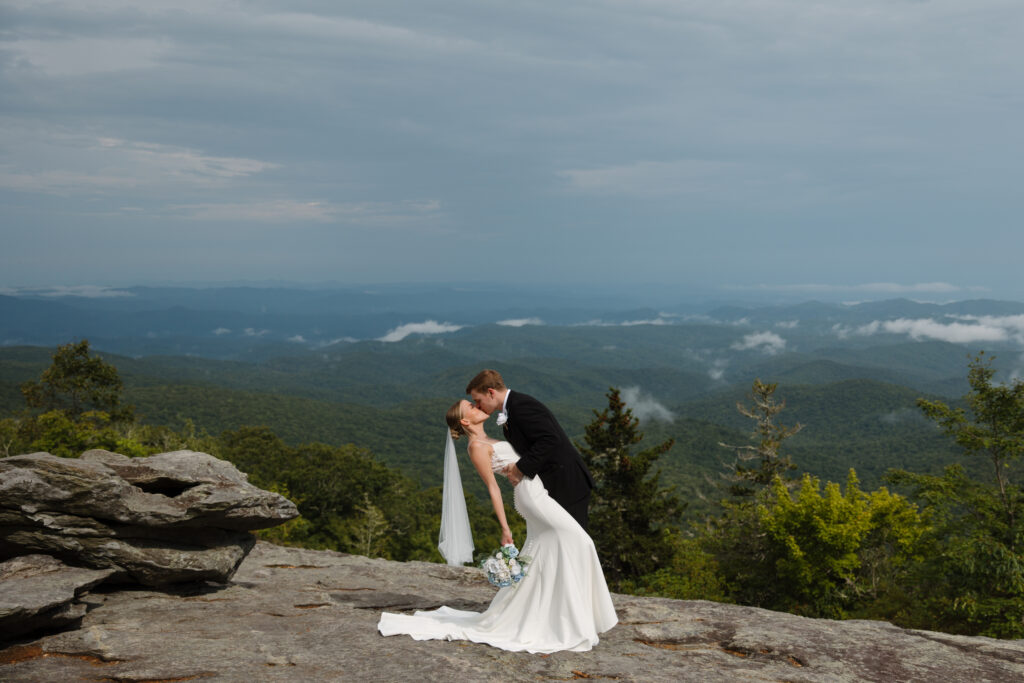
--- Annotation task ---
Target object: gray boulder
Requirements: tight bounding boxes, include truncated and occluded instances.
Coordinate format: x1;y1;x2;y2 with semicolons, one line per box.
0;554;114;641
0;450;298;586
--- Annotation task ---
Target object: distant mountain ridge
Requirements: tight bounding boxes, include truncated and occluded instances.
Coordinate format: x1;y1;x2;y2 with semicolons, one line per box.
3;288;1016;513
5;287;1023;363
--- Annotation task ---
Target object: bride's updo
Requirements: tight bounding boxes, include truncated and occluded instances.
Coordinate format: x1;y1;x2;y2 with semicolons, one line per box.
446;400;468;440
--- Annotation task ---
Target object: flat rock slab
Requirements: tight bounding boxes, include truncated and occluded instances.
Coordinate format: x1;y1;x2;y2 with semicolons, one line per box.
2;542;1023;681
0;555;115;641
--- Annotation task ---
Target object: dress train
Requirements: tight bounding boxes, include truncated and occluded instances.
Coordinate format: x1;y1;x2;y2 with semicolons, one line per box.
377;441;617;653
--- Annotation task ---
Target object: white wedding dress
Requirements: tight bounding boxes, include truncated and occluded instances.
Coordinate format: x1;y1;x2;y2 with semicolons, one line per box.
377;441;618;653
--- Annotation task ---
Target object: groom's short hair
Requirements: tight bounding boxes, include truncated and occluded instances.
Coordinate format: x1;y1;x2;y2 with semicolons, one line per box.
466;369;506;394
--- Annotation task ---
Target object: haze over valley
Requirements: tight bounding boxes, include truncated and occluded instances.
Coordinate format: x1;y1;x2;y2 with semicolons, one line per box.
3;284;1022;512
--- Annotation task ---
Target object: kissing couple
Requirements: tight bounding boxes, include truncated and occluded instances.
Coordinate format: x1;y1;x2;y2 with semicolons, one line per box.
378;369;618;653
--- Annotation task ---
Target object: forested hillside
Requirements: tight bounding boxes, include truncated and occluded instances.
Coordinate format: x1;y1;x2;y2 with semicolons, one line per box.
0;341;964;508
4;299;1024;639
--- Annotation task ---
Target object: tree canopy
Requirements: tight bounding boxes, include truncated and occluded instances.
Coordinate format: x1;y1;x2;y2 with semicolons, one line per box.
578;387;684;588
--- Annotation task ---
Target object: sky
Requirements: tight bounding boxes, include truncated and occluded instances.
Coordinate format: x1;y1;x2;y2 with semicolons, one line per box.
2;0;1023;300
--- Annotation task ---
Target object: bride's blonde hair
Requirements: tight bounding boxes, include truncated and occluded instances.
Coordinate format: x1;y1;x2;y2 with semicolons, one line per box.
446;400;468;440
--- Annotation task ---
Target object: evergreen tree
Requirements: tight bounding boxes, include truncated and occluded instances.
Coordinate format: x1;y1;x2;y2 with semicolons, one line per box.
578;387;684;587
719;378;801;498
888;353;1024;638
915;352;1024;550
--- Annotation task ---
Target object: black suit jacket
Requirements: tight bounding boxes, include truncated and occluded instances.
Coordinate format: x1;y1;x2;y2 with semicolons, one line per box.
502;391;595;509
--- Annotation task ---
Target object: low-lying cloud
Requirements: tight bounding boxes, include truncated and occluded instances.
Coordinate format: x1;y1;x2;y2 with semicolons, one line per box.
318;337;358;348
0;285;134;298
708;358;729;381
574;318;674;327
378;320;464;343
731;282;979;295
497;318;544;327
621;386;675;423
834;315;1024;344
731;331;787;355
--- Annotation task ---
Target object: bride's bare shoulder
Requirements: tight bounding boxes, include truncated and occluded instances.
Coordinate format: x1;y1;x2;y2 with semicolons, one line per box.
467;438;495;455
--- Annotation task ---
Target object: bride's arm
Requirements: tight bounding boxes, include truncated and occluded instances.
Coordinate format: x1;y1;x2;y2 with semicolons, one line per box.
468;441;514;547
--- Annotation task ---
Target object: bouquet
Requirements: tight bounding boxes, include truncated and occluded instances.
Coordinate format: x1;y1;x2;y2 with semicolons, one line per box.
481;544;530;587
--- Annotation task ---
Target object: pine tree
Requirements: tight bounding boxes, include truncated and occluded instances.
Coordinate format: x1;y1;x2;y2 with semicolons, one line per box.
719;378;801;498
578;387;684;587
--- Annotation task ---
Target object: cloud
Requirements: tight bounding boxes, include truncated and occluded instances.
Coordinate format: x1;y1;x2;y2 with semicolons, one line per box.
171;200;341;223
0;285;134;298
243;328;269;337
378;320;464;342
3;0;1023;289
831;323;853;340
287;334;306;343
838;317;1017;344
621;386;674;423
620;318;672;327
883;319;1007;343
0;122;441;228
775;320;799;329
317;337;358;348
0;132;276;196
558;156;843;207
949;314;1024;343
168;199;441;225
574;317;674;327
5;37;172;77
731;282;977;295
251;11;485;56
559;159;746;198
731;331;787;355
497;318;544;327
96;138;274;180
708;358;729;381
212;327;231;336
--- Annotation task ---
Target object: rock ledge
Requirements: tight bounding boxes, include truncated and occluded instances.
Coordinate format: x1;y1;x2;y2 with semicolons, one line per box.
0;450;298;587
3;542;1023;682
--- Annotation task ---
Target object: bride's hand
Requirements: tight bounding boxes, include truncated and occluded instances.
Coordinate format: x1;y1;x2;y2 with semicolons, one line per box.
501;528;514;546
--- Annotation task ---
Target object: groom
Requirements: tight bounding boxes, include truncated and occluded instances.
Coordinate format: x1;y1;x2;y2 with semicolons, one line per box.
466;369;595;530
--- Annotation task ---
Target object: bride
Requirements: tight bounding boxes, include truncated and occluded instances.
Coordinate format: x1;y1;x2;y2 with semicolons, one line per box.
377;399;618;653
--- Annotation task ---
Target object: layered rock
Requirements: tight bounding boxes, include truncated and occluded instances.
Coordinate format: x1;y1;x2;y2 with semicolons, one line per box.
0;555;114;641
3;542;1023;682
0;450;298;587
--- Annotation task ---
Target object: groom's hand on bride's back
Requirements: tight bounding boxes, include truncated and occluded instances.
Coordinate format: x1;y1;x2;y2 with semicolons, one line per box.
504;464;524;485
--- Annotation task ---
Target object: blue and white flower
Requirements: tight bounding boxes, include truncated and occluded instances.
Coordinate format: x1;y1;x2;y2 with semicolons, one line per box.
481;543;530;587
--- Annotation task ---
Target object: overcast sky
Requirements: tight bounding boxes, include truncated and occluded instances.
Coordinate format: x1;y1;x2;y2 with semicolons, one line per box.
2;1;1022;300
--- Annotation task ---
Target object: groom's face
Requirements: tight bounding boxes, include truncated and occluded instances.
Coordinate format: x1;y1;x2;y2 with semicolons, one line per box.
470;388;502;416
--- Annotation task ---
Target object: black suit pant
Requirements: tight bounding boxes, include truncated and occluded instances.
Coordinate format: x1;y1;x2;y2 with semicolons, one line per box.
561;491;591;532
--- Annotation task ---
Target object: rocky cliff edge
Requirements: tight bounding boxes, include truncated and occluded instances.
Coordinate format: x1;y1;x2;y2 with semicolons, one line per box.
3;542;1024;682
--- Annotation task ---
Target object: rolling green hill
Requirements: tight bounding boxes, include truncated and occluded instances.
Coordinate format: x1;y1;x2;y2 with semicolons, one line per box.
0;334;974;520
